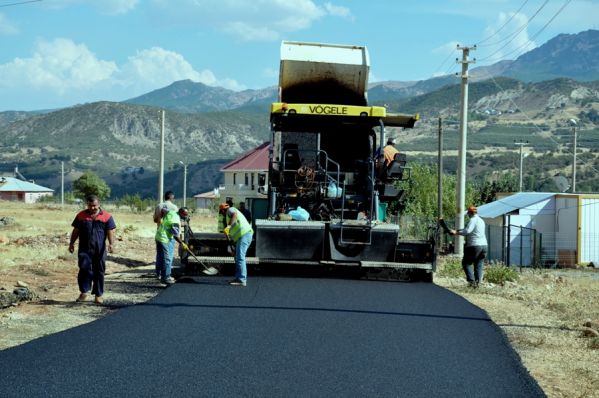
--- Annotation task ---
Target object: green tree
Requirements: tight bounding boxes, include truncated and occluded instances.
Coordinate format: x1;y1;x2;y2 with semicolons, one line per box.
72;171;111;200
475;173;518;204
392;163;477;223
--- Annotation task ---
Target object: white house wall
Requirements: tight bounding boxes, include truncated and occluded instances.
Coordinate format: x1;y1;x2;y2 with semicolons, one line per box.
220;171;268;204
25;192;52;203
519;197;555;216
507;215;533;266
580;197;599;264
484;216;504;263
555;197;578;251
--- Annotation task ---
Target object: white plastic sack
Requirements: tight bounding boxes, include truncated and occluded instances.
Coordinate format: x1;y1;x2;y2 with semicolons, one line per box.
289;206;309;221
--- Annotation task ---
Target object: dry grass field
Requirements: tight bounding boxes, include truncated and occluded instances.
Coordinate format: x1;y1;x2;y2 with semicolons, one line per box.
1;200;598;397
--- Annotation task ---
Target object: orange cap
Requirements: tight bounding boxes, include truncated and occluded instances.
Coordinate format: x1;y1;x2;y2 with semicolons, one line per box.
467;206;477;213
219;203;230;210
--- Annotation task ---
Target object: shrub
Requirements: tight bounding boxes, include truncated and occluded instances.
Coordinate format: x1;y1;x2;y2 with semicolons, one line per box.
121;224;137;234
437;256;463;279
485;263;520;285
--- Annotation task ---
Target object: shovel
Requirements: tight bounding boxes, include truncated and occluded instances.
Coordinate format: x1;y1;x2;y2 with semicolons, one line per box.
183;246;219;276
182;223;219;276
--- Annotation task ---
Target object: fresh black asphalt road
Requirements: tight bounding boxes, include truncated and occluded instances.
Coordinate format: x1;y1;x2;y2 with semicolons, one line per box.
0;276;545;397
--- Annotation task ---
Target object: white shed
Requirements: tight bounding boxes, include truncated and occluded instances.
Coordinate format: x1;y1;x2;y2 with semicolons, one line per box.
194;188;221;210
478;192;599;267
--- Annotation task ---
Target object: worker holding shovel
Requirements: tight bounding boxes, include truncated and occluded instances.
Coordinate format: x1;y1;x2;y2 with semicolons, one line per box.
219;202;253;287
155;206;189;286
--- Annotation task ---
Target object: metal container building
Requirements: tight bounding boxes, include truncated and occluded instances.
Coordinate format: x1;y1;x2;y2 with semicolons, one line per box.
477;192;599;266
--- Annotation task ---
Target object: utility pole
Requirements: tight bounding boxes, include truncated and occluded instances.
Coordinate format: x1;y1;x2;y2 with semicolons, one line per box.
158;110;165;202
570;119;577;193
179;161;187;207
437;117;443;220
455;45;476;256
436;117;443;271
61;161;64;208
514;140;528;191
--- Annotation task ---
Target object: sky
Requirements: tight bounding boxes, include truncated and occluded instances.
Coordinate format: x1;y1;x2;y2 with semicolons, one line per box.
0;0;597;111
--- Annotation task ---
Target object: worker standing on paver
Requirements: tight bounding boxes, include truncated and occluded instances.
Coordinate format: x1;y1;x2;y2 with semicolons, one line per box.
219;202;253;287
69;194;116;305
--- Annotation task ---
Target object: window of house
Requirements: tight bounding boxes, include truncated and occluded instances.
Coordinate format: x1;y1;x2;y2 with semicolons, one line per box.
233;173;236;185
245;173;249;185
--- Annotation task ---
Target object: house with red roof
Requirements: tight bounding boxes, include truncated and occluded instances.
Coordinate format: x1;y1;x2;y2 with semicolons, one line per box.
218;142;269;206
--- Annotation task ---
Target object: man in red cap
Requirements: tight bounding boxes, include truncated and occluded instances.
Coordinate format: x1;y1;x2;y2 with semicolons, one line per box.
450;206;488;288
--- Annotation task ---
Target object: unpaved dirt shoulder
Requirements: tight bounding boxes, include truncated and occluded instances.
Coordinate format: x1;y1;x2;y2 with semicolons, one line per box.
0;237;163;351
435;273;599;398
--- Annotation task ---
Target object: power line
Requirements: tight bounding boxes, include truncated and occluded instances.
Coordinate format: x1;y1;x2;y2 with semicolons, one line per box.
433;49;457;77
477;0;550;62
0;0;42;7
477;0;531;46
433;0;533;77
491;0;573;62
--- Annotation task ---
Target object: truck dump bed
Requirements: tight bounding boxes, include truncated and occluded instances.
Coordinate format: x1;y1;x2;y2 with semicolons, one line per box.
279;41;370;105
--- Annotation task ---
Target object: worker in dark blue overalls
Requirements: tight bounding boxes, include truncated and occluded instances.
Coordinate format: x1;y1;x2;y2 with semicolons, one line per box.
69;194;116;305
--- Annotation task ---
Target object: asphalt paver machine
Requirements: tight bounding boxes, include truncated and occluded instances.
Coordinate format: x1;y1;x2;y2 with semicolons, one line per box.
182;41;436;281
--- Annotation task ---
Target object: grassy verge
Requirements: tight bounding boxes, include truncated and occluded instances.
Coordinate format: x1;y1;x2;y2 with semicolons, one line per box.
436;256;599;398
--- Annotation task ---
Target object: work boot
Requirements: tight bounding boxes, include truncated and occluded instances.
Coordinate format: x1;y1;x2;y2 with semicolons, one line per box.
76;293;88;302
94;296;104;305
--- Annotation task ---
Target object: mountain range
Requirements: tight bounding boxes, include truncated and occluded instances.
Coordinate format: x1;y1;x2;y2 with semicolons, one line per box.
1;29;598;198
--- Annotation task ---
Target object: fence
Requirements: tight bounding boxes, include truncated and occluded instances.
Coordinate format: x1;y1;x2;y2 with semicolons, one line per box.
389;214;436;241
486;225;543;267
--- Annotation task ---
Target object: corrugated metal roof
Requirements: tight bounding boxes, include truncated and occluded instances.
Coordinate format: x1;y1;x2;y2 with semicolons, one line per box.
194;190;219;199
478;192;556;218
0;177;53;193
221;142;269;171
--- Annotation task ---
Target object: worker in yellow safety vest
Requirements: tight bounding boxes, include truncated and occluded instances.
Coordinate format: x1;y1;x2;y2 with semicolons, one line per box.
219;202;253;287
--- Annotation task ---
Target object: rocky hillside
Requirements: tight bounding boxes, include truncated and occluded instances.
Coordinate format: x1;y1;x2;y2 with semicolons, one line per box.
505;29;599;82
0;102;269;196
2;30;599;196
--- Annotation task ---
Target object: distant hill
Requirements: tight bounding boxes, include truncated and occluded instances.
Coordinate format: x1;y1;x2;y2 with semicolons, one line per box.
3;30;599;196
0;101;270;196
504;29;599;82
369;30;599;103
125;79;277;113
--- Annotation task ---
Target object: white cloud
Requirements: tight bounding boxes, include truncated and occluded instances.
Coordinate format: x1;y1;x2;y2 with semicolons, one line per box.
0;38;117;92
99;0;139;15
118;47;245;91
535;0;599;33
43;0;139;15
262;67;279;79
480;12;535;63
223;22;280;42
323;2;353;20
430;42;460;77
0;13;18;35
0;38;244;108
151;0;353;41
